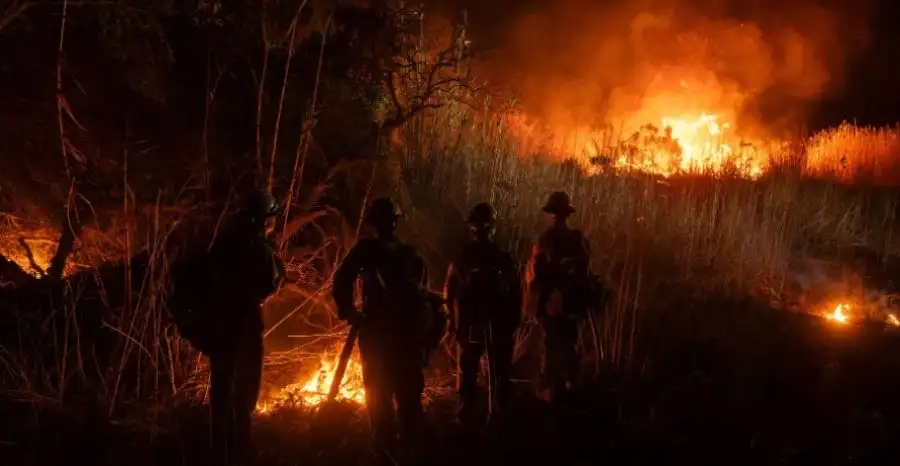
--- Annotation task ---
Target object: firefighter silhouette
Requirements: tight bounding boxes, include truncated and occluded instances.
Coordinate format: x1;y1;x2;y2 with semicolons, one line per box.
444;202;522;426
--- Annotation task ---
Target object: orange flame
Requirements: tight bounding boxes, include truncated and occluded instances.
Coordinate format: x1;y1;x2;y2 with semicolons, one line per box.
256;344;366;413
507;109;769;178
826;303;850;324
887;314;900;327
0;234;58;278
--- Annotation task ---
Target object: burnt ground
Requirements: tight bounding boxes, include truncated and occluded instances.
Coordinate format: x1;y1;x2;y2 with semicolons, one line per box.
3;304;900;466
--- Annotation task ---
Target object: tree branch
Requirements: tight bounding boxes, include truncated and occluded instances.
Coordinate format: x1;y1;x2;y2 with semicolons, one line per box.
0;1;31;34
377;9;473;130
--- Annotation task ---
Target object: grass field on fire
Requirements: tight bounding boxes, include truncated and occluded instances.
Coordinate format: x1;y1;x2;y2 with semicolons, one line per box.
4;2;900;465
4;103;900;465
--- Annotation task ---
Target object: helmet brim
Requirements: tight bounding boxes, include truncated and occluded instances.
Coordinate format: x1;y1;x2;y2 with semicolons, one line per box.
266;203;284;218
542;205;576;214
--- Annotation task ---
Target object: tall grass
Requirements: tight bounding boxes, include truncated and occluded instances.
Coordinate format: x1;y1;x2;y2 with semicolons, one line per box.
805;123;900;185
400;101;899;289
393;99;900;375
4;103;900;420
4;7;900;423
0;206;206;416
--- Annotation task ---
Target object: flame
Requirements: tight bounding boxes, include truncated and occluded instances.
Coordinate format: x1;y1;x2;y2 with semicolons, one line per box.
826;303;851;324
0;234;58;278
256;344;366;413
507;109;768;178
620;113;764;177
887;314;900;327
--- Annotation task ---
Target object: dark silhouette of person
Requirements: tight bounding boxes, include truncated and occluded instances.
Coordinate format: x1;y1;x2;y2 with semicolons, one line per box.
444;202;522;427
169;189;285;466
526;191;591;404
332;197;433;463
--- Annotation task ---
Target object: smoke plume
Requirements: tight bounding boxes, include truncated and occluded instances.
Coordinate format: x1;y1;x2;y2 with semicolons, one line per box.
458;0;873;140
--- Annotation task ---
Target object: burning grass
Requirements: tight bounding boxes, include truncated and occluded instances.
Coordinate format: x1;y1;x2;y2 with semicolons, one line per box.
5;5;900;463
399;100;900;296
256;342;367;412
825;303;851;324
4;102;900;422
2;111;900;466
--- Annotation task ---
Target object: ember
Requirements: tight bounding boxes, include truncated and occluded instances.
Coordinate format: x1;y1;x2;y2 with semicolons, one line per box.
888;314;900;327
256;344;366;413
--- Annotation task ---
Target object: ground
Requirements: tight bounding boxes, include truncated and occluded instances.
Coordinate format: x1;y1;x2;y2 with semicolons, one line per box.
4;301;900;466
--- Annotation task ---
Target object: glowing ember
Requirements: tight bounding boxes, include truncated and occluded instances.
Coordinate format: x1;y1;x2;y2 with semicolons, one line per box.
256;344;366;413
826;303;851;324
888;314;900;327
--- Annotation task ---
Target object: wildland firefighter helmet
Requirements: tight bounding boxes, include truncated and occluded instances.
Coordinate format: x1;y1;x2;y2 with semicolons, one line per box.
542;191;575;216
241;190;281;221
466;202;496;226
466;202;496;239
364;197;403;224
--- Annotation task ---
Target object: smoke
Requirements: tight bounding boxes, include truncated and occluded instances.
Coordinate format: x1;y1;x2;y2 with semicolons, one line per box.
458;0;873;139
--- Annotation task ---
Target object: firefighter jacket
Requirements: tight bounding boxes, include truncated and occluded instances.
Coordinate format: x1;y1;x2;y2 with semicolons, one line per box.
525;226;592;318
332;237;434;339
444;241;523;342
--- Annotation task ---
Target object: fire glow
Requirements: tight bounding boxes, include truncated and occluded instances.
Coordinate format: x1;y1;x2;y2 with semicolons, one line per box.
256;344;366;413
495;4;878;182
826;303;851;324
888;314;900;327
507;109;768;178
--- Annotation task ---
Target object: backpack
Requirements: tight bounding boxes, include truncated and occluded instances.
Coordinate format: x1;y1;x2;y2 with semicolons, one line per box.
457;248;516;339
168;250;218;353
536;228;592;317
462;261;508;308
361;242;424;313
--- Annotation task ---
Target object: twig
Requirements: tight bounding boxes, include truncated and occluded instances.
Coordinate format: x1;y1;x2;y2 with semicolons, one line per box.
16;237;46;278
256;5;272;178
55;0;69;177
279;11;332;252
263;286;327;339
355;165;377;240
266;0;308;193
0;1;31;34
201;52;224;188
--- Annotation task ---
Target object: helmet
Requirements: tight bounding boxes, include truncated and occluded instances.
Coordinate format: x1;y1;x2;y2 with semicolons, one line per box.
242;190;281;219
364;198;403;223
542;191;575;215
466;202;496;226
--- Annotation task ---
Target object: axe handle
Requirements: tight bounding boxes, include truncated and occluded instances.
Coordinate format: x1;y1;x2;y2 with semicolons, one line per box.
327;322;362;402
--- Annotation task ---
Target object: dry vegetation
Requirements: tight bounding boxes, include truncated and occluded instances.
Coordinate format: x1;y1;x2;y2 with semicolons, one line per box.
2;1;900;465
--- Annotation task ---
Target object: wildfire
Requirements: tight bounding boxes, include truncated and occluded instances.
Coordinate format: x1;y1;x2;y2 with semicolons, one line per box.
826;303;851;324
256;344;366;413
0;233;59;278
620;113;764;177
507;110;768;178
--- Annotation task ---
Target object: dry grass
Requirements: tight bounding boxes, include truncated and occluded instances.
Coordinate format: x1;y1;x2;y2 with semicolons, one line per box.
7;110;896;407
3;100;900;427
2;9;900;448
4;8;900;466
403;102;898;280
805;123;900;185
391;98;900;377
